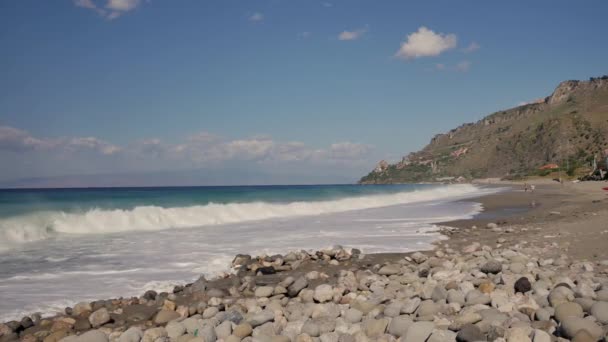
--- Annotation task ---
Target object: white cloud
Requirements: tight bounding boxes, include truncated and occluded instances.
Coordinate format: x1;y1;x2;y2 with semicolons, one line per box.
106;0;140;11
249;12;264;22
455;60;471;72
394;26;457;59
462;42;480;53
72;0;142;20
322;2;333;7
435;63;446;70
0;126;121;155
338;28;367;41
67;137;122;155
0;126;54;151
0;125;374;182
74;0;97;9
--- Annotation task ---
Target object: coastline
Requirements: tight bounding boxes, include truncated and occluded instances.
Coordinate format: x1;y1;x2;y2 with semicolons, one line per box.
1;181;608;341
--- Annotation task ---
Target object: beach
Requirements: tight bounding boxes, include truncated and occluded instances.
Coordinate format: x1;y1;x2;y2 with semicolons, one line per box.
1;181;608;341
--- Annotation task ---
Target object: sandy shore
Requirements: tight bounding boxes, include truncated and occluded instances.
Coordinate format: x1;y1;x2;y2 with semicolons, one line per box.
1;181;608;341
440;180;608;261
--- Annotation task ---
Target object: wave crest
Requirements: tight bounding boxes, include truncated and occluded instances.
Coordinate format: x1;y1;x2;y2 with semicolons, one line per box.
0;184;485;249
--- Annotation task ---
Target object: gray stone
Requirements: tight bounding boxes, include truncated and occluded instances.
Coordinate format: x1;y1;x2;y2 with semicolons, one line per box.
506;327;532;342
554;302;584;323
288;276;308;297
383;302;402;317
447;290;465;305
465;290;491;305
72;302;92;316
559;317;602;339
154;310;180;324
314;284;334;303
302;320;321;337
411;252;428;264
378;264;401;275
248;310;275;327
449;312;482;331
88;308;111;328
119;327;144;342
363;318;389;338
142;327;167;342
432;286;448;302
255;286;275;298
403;321;435;342
480;260;502;274
595;289;608;301
417;300;439;317
202;306;219;319
456;324;486;342
166;321;186;339
75;330;108;342
532;329;551;342
343;308;363;323
428;329;457;342
590;301;608;324
548;286;574;307
233;323;253;338
387;315;413;337
534;308;551;322
197;325;217;342
401;297;421;314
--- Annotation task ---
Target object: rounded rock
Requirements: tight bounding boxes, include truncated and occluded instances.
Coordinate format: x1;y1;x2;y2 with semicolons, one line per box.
480;260;502;274
314;284;334;303
514;277;532;294
88;308;111;328
255;286;275;298
554;302;584;323
590;301;608;324
559;317;602;340
456;324;485;342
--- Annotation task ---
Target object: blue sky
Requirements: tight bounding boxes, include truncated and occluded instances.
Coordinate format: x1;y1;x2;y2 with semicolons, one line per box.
1;0;607;186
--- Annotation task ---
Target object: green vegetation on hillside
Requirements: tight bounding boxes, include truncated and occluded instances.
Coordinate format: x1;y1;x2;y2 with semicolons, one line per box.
360;76;608;184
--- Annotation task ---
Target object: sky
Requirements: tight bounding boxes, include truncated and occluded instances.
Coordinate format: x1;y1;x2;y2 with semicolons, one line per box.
1;0;607;186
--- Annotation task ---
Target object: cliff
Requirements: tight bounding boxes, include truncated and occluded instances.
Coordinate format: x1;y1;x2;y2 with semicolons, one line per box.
360;75;608;184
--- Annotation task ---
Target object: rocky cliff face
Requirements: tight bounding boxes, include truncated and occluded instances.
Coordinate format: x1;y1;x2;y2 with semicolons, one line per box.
360;75;608;184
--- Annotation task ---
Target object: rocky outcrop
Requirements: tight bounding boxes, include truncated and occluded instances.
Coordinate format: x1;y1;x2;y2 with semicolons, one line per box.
360;75;608;183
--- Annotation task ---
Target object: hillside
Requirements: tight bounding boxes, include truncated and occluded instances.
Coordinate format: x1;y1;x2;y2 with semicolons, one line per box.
360;75;608;184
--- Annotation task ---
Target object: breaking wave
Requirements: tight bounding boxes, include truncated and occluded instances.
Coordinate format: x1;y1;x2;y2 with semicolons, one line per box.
0;184;488;250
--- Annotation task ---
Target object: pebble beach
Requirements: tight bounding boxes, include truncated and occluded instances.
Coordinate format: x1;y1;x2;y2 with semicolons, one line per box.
1;181;608;342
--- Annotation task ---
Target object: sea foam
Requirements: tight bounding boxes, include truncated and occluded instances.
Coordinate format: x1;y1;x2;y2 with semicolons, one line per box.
0;184;485;250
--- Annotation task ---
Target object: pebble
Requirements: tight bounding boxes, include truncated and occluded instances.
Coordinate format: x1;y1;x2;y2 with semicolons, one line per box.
554;302;584;322
590;301;608;324
514;277;532;293
480;260;503;274
403;321;435;342
314;284;334;302
456;324;485;342
255;286;275;298
4;244;608;342
88;308;110;328
560;317;603;339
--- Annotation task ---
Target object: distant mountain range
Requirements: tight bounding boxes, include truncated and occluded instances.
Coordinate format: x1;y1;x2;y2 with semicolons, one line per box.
360;75;608;184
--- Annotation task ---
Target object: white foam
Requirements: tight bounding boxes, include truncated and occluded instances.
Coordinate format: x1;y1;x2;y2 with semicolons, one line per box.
0;184;485;250
0;184;503;322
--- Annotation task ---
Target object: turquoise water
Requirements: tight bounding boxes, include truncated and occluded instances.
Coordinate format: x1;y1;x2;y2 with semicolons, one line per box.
0;184;432;218
0;183;498;321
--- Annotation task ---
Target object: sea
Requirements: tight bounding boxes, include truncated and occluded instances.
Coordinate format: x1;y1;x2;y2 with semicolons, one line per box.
0;183;501;321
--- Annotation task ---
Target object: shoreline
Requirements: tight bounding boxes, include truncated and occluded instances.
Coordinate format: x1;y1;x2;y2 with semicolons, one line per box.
1;182;607;341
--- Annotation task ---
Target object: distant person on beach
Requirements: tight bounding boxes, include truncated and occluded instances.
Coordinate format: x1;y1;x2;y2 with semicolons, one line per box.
524;183;529;192
530;185;535;192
